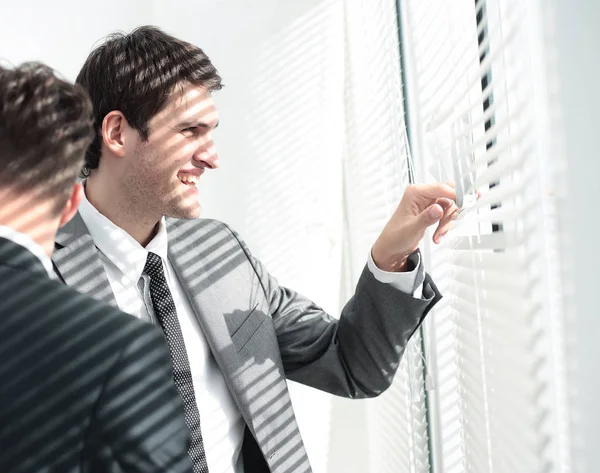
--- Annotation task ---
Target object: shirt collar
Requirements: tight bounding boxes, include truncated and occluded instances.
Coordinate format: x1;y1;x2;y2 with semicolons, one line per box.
0;225;55;278
78;186;169;285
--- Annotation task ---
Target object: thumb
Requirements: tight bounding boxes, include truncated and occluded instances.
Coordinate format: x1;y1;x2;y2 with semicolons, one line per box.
418;203;444;227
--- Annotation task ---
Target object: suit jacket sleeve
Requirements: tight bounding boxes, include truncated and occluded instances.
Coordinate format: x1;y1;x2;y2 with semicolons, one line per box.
224;224;442;399
90;321;193;473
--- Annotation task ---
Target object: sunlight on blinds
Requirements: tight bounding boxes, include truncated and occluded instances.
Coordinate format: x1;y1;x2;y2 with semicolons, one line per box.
402;0;571;472
340;0;429;472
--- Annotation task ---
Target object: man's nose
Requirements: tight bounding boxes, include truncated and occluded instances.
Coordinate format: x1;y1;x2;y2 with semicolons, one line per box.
193;141;219;169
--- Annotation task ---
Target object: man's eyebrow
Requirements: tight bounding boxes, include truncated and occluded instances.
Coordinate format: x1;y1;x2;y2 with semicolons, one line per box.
176;120;219;129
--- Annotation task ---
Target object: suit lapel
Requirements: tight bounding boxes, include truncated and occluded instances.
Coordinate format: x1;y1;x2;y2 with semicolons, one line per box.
166;218;259;420
53;213;117;307
166;219;312;471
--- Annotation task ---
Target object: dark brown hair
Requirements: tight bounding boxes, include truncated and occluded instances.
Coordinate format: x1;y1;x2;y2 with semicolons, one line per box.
76;25;223;177
0;62;94;211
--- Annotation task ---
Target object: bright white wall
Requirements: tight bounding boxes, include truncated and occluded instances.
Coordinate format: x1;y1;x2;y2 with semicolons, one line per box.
551;1;600;471
0;2;359;472
0;1;155;79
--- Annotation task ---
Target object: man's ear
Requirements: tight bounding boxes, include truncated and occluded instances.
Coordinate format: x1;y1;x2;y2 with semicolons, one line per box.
58;182;84;228
102;110;129;157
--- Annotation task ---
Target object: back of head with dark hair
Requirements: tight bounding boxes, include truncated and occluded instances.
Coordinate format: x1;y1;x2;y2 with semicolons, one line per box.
76;25;223;177
0;62;94;211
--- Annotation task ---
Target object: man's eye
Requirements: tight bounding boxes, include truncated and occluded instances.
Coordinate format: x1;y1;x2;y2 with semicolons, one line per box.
183;127;197;134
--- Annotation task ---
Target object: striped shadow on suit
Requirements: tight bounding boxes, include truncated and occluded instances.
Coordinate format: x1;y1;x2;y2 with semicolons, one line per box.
0;237;194;473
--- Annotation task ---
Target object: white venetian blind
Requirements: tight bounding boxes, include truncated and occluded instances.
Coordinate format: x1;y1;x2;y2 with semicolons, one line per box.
340;1;430;472
400;0;572;472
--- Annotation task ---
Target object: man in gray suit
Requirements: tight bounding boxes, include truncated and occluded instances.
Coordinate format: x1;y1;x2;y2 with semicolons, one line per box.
53;26;458;473
0;62;193;473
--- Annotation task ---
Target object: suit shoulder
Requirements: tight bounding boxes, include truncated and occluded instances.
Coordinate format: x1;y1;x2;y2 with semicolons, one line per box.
34;275;157;337
166;217;240;242
0;267;163;385
194;217;231;232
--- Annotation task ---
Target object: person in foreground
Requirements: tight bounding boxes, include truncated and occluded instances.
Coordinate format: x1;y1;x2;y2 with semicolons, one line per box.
0;62;193;473
53;26;459;473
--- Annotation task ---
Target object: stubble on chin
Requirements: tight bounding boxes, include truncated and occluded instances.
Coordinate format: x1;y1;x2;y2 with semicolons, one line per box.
165;192;202;220
173;205;201;220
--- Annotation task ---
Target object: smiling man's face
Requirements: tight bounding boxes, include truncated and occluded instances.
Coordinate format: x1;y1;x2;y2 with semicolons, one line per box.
120;83;220;220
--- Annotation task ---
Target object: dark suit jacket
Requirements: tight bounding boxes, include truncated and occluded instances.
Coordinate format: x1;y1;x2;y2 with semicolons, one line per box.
53;215;442;473
0;237;193;473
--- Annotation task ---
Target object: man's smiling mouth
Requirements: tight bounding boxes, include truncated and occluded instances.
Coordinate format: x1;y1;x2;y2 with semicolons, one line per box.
178;174;199;186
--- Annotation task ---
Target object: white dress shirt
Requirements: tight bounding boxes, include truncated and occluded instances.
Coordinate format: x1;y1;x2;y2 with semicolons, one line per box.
0;225;54;278
367;250;422;298
77;191;422;473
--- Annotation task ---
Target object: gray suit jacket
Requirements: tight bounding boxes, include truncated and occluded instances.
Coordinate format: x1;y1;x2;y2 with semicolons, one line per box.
53;214;441;473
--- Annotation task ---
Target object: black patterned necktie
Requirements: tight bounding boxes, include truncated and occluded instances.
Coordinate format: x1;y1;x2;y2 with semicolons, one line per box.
143;251;209;473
